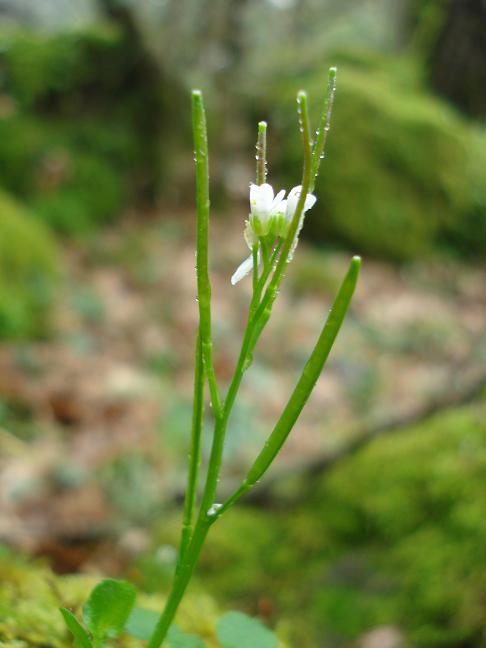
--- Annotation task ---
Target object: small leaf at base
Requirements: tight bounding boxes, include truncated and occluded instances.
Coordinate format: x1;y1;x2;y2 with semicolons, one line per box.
167;625;206;648
83;578;136;640
216;611;277;648
60;608;93;648
125;607;159;640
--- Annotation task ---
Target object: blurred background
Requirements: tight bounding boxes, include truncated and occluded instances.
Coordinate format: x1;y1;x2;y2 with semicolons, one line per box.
0;0;485;646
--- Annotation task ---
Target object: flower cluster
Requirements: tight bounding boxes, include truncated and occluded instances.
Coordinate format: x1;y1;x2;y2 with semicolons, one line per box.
231;183;316;285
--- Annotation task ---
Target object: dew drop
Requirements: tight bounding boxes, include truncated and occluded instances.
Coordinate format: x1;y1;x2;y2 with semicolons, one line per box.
207;503;223;518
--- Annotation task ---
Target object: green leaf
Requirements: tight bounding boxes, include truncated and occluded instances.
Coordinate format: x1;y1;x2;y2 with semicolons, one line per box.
167;625;206;648
60;608;93;648
83;578;136;641
216;612;277;648
125;607;159;640
245;255;361;486
126;612;206;648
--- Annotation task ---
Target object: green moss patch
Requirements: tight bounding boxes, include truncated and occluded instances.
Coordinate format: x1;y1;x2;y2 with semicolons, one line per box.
0;25;186;235
0;190;60;339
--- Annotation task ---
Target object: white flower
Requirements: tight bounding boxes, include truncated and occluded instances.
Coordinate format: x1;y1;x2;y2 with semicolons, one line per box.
231;250;260;285
248;183;286;237
231;183;316;285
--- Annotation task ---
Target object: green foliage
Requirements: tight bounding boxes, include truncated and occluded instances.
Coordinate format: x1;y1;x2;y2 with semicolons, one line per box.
272;56;485;260
0;113;125;235
166;626;206;648
0;190;60;338
1;30;86;108
0;548;97;647
82;579;137;643
216;612;277;648
125;607;277;648
0;24;186;234
125;607;160;641
0;549;224;647
62;579;138;646
32;152;124;234
59;609;93;648
316;399;486;646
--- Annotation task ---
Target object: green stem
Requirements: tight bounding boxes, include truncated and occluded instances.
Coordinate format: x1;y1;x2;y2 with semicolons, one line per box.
147;519;211;648
256;120;267;185
310;66;337;192
192;90;222;421
251;239;281;315
216;255;361;517
177;332;204;565
252;244;259;294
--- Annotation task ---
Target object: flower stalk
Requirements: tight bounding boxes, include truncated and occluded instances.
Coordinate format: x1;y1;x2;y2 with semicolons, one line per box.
148;67;360;648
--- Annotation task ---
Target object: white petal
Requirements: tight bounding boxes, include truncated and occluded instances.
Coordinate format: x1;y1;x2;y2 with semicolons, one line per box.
285;185;316;221
249;183;260;209
304;193;317;211
273;198;287;219
287;185;302;200
285;186;301;219
250;183;274;217
231;253;260;285
270;189;286;215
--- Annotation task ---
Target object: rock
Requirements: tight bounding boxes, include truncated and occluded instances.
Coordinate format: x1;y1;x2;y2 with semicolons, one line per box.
357;626;404;648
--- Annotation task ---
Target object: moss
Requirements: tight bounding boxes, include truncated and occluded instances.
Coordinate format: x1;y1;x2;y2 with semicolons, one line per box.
271;55;485;260
0;24;187;233
0;548;221;647
316;400;486;646
0;113;126;236
0;548;95;647
32;152;124;234
0;24;124;110
0;190;60;339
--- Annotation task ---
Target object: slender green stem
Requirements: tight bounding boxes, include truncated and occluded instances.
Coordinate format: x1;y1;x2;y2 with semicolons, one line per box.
148;519;211;648
252;244;259;293
251;239;282;314
215;256;361;518
260;237;273;273
268;91;312;293
192;90;222;421
177;332;204;565
256;120;267;185
310;66;337;192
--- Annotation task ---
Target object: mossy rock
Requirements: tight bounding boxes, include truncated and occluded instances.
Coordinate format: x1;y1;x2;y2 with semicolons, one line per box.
0;547;222;647
0;24;187;233
271;55;486;260
0;24;129;110
0;190;60;339
0;114;125;234
315;398;486;647
187;398;486;647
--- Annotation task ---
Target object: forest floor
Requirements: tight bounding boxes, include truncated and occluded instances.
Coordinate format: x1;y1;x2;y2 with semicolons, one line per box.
0;208;485;574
